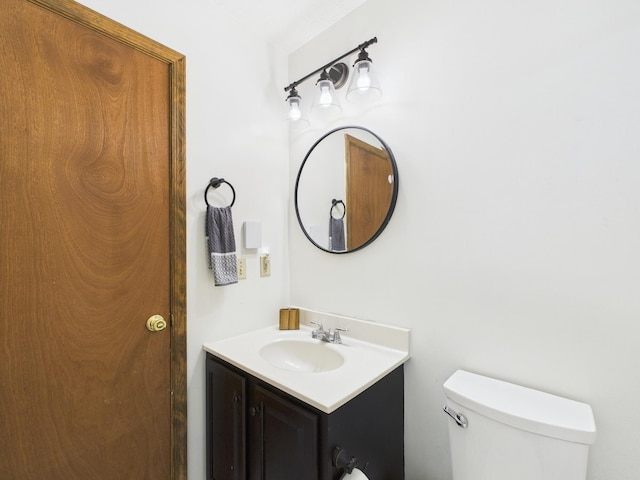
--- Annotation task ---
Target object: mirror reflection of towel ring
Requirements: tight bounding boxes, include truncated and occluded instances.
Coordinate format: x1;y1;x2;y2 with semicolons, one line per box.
330;199;346;219
204;177;236;208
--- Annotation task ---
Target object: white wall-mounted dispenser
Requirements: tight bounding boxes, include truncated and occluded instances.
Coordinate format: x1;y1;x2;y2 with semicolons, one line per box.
243;221;262;249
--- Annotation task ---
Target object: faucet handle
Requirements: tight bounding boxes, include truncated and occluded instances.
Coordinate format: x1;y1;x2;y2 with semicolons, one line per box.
332;327;349;343
309;320;324;331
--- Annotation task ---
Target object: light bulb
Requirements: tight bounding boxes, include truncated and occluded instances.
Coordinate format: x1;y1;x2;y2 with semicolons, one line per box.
318;81;333;107
312;72;341;114
288;99;302;120
356;62;372;90
346;57;382;104
285;88;309;127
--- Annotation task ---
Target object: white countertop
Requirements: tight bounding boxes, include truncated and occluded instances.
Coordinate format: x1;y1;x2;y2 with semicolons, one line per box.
203;312;410;413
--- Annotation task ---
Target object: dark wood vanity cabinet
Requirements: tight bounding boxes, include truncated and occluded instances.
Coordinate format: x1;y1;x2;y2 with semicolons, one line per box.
207;359;247;480
206;353;404;480
248;384;319;479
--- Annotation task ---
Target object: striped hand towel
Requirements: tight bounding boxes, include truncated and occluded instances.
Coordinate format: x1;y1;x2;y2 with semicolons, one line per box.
205;206;238;286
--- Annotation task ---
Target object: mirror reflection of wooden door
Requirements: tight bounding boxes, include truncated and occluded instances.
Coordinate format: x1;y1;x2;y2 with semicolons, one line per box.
0;0;186;478
345;134;394;250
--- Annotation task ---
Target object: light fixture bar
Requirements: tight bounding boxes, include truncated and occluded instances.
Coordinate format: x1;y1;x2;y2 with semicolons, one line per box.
284;37;378;93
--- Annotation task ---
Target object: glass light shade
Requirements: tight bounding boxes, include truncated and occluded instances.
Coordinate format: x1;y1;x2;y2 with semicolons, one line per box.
311;78;341;113
346;59;382;104
288;97;302;120
286;92;309;128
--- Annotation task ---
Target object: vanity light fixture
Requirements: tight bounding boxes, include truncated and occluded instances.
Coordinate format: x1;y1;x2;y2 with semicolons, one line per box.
311;69;342;113
346;47;382;104
285;87;309;127
284;37;380;124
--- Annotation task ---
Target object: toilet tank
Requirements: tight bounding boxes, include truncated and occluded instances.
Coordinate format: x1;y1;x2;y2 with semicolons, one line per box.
443;370;596;480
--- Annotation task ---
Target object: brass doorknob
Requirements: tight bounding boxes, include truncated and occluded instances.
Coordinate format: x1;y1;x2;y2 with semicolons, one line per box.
146;314;167;332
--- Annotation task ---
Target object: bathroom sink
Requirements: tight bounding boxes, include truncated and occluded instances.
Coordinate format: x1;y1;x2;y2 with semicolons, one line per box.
259;339;344;373
203;315;410;413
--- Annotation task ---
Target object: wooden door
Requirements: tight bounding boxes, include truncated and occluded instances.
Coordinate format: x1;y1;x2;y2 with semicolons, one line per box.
345;134;394;250
0;0;186;478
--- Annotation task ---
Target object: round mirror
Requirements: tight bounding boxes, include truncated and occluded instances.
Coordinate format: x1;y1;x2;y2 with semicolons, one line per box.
294;126;398;253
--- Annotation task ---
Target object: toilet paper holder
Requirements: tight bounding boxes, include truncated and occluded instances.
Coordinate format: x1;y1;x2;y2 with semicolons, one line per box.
333;446;365;475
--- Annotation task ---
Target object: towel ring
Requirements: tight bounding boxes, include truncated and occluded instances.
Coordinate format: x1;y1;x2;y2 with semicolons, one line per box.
330;199;345;219
204;177;236;208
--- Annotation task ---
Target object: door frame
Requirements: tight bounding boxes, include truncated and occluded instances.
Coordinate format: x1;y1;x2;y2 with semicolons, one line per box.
25;0;188;478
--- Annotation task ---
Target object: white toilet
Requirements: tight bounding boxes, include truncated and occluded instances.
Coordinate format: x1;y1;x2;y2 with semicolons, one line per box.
443;369;596;480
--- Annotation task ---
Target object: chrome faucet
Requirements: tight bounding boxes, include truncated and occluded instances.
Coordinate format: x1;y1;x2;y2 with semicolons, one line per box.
310;321;348;344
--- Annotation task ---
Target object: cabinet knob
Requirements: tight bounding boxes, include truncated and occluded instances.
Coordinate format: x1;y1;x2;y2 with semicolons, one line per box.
249;406;257;416
233;394;241;404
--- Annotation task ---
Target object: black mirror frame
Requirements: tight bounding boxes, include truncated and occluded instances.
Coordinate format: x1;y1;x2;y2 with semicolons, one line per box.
294;126;399;254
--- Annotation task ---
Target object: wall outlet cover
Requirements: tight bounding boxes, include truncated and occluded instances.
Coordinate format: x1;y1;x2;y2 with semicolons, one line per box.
260;255;270;277
237;257;247;280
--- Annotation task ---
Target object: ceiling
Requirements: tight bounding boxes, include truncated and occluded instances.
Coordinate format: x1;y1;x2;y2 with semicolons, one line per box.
212;0;368;52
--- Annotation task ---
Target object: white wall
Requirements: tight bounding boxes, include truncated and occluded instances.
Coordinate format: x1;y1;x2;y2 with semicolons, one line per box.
289;0;640;479
75;2;289;479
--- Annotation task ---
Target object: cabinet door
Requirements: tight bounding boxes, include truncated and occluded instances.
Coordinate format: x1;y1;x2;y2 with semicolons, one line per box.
249;385;319;480
207;358;246;480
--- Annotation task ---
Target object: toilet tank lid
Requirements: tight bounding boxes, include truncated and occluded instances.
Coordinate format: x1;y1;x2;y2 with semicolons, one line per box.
443;370;596;444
